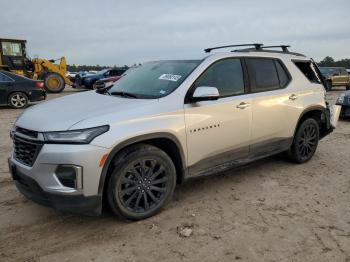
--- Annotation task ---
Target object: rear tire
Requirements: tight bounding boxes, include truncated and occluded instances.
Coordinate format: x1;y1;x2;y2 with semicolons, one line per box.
107;144;176;220
288;118;319;164
44;72;65;93
346;84;350;91
8;92;28;109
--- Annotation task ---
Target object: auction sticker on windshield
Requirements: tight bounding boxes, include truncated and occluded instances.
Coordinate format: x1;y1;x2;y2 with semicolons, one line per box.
159;74;182;82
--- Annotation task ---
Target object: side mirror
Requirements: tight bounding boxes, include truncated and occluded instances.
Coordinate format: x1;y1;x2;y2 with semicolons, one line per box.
190;86;220;102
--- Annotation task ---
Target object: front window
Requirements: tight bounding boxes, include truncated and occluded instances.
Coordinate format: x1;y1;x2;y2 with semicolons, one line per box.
1;42;23;56
193;58;245;97
108;60;200;98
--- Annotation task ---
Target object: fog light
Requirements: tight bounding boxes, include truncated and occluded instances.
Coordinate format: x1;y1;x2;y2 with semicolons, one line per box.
55;165;83;189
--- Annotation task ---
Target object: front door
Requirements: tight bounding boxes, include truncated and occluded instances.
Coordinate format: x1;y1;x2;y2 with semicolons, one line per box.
184;58;252;176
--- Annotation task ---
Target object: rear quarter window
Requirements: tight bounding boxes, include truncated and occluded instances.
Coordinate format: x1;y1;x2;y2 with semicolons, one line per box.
294;61;321;84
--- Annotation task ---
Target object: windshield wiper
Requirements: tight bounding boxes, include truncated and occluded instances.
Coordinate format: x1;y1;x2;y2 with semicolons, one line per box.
110;91;138;98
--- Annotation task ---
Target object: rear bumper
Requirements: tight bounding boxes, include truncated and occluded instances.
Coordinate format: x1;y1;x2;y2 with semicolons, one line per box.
9;158;102;215
29;90;46;102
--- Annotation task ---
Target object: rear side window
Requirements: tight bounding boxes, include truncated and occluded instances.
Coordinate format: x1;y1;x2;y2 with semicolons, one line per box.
340;68;348;75
246;58;288;92
0;72;13;82
294;61;321;83
275;61;290;88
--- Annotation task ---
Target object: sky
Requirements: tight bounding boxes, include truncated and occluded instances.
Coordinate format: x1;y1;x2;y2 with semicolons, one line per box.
1;0;350;66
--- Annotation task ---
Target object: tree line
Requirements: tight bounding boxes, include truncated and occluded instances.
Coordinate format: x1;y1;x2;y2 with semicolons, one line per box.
318;56;350;68
67;63;142;72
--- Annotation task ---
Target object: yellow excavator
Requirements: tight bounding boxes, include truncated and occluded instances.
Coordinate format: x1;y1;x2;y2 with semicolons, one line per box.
0;38;72;93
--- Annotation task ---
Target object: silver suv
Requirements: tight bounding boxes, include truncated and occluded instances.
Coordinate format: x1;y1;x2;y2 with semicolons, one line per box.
8;44;337;220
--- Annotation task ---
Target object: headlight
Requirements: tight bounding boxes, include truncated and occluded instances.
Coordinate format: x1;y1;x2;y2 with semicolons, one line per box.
337;94;345;105
43;125;109;144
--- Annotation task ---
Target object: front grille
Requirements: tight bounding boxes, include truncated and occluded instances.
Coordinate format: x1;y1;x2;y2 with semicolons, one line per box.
13;135;43;167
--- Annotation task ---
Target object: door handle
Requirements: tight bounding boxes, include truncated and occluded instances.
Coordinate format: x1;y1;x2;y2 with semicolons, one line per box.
289;94;298;101
236;102;250;109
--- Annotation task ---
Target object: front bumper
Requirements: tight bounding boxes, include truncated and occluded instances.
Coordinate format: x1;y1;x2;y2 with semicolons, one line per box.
9;159;101;215
340;105;350;117
8;142;110;215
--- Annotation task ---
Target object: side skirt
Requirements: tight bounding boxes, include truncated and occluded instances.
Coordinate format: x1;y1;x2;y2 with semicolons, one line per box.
186;137;293;179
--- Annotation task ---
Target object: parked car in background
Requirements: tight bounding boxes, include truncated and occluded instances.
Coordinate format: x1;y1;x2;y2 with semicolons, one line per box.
336;91;350;117
0;70;46;108
74;68;127;89
319;67;350;91
8;44;337;220
92;75;122;90
66;71;77;82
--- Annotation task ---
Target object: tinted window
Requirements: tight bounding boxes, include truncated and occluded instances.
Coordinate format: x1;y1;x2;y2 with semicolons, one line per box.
194;58;245;97
275;61;290;87
340;68;347;75
246;58;280;92
294;61;321;83
0;72;12;82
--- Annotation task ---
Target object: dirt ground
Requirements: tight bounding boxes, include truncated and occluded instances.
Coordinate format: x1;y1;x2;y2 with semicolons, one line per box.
0;87;349;262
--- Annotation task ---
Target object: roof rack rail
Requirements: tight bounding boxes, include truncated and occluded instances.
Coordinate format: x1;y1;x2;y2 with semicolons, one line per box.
261;45;290;52
204;43;263;53
232;44;306;57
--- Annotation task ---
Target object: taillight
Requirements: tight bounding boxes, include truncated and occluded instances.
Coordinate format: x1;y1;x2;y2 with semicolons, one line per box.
36;82;44;88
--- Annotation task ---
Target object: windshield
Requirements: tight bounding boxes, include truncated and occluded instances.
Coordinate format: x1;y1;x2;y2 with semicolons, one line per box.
1;42;23;56
319;67;336;75
108;60;200;99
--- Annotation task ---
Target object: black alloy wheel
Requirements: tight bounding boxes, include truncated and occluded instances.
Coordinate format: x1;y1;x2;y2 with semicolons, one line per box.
288;118;319;163
107;144;176;220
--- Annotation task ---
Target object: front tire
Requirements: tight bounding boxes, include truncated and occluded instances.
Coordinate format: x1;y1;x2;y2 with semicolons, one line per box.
8;92;28;109
107;144;176;220
326;80;332;91
288;118;319;163
43;72;65;93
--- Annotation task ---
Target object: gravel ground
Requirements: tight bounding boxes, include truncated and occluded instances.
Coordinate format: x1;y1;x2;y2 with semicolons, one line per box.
0;87;349;262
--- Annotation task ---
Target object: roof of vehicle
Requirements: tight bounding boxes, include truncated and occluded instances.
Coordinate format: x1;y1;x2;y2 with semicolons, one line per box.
0;38;26;43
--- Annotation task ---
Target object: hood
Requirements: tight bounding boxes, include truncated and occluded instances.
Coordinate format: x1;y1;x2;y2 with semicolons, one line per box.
15;91;156;132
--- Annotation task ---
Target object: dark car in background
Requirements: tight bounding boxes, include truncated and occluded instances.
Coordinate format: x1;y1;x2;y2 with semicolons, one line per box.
92;75;122;89
336;91;350;118
0;70;46;108
74;68;127;89
319;67;350;91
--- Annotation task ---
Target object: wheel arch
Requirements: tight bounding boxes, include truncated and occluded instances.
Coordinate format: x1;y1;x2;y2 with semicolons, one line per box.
98;133;187;196
7;91;29;105
293;105;330;139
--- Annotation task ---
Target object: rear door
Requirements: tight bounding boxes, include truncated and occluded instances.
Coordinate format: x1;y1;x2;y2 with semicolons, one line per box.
0;72;14;105
339;68;349;85
332;68;342;85
245;58;301;157
184;58;252;176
